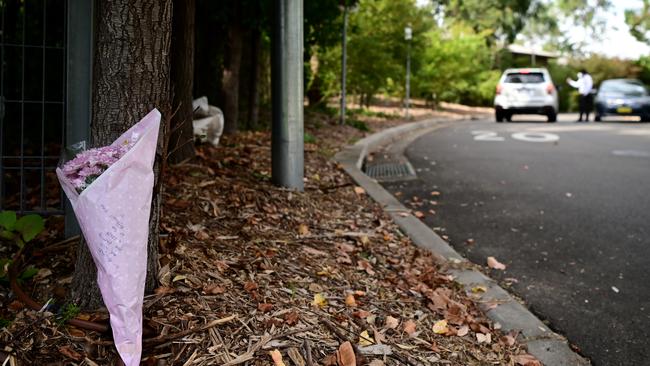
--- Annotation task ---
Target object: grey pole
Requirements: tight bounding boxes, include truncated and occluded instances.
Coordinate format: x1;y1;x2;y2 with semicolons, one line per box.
406;40;411;119
340;3;348;125
272;0;304;191
65;0;93;237
404;25;412;120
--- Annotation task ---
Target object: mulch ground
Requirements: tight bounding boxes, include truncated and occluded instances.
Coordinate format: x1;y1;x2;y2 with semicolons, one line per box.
0;106;541;365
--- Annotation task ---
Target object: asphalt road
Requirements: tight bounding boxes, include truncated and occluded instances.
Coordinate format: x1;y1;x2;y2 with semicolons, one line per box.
381;113;650;366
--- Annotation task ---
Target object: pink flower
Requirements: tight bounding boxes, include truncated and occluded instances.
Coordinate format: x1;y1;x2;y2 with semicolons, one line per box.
62;140;137;192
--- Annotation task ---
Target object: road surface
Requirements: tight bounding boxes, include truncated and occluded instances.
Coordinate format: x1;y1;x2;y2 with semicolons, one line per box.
381;113;650;365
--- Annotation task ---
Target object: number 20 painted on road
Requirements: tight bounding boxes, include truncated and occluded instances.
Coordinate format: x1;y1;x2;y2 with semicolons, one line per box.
471;130;559;143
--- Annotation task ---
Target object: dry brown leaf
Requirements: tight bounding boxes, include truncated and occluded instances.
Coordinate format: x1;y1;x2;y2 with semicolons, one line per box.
58;346;83;361
257;303;273;313
457;325;469;337
352;310;370;319
476;333;492;344
357;260;375;275
487;256;507;270
431;191;441;196
403;320;417;336
154;286;176;295
297;223;310;236
283;311;300;326
414;211;425;218
500;334;516;347
203;284;225;295
385;316;399;329
354;186;366;195
302;246;328;257
269;349;286;366
244;281;258;292
368;360;385;366
337;341;356;366
513;354;542;366
345;293;358;307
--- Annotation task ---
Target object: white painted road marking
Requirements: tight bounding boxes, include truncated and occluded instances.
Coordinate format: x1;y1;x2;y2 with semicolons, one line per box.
471;130;505;141
511;132;560;143
472;130;559;143
611;150;650;158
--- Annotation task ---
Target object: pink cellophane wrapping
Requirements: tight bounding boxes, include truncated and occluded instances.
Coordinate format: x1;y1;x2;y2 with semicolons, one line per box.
56;109;161;365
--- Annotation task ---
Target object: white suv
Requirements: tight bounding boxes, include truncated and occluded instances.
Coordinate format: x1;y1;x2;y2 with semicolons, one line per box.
494;68;559;122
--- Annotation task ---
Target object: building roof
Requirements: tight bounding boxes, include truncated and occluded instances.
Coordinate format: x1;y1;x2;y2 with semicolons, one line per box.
507;44;560;59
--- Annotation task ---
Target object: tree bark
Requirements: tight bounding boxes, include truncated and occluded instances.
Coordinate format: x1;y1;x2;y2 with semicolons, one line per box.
168;0;196;164
222;18;244;134
70;0;173;309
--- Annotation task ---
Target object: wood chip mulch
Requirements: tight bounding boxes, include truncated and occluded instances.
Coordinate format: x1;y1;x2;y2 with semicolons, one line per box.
1;111;541;365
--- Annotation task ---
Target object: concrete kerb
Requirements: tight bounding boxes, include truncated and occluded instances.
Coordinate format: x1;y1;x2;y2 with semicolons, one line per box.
334;117;590;366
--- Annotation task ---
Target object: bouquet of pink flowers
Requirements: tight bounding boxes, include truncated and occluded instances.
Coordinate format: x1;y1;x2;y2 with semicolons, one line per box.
57;109;161;366
61;143;136;192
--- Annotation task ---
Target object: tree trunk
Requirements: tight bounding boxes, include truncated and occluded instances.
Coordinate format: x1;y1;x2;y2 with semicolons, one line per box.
70;0;173;309
168;0;196;164
248;29;261;130
222;20;243;134
193;1;221;107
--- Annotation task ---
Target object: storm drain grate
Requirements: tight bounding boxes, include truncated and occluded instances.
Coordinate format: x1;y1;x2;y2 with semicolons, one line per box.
364;161;416;181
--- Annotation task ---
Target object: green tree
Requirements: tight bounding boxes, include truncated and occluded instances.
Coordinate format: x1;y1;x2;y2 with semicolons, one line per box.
415;24;496;105
625;0;650;44
344;0;433;106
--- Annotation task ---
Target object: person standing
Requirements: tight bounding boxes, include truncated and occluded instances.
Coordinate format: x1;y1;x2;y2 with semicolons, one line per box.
567;69;594;122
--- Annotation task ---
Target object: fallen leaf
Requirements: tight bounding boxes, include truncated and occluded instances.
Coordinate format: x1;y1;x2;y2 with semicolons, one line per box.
368;360;385;366
352;310;370;318
203;284;225;295
500;334;516;346
302;246;328;257
611;286;619;293
154;286;176;295
297;224;310;236
308;283;324;292
354;186;366;195
172;274;187;282
385;316;399;329
414;211;425;218
431;191;441;196
466;238;475;245
337;341;356;366
476;333;492;344
258;303;273;312
269;349;286;366
58;346;83;361
513;353;542;366
244;281;258;292
471;286;487;293
345;293;358;307
312;293;327;307
487;256;506;270
432;319;448;334
357;260;375;275
284;311;300;325
359;330;375;346
457;325;469;337
403;320;417;336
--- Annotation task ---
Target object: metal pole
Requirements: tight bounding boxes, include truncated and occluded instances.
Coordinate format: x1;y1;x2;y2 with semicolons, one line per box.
271;0;304;191
65;0;93;237
340;3;348;125
406;40;411;119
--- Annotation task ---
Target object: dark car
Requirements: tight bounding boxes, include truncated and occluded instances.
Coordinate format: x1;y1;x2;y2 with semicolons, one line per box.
594;79;650;122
